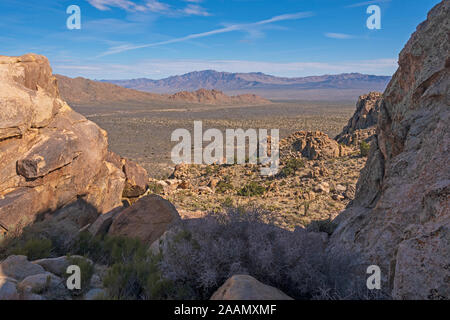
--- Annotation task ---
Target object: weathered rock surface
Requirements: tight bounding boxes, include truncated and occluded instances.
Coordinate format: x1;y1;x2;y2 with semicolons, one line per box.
106;151;149;198
32;255;89;277
17;272;63;293
88;205;124;236
280;131;350;160
211;275;293;300
0;255;46;281
335;92;383;146
329;1;450;300
0;276;19;300
0;54;126;230
108;194;181;245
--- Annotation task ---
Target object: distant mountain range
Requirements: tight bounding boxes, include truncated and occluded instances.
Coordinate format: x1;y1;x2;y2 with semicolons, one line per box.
103;71;392;101
55;75;270;106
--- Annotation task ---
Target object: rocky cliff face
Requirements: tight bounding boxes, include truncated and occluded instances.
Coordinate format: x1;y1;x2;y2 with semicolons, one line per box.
0;54;126;230
335;92;383;146
329;0;449;299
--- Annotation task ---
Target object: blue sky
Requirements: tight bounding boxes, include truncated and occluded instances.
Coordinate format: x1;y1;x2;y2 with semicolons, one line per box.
0;0;441;79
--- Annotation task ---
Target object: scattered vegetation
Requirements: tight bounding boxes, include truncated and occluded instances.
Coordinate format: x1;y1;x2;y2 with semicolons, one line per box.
148;181;164;195
215;178;234;194
237;181;266;197
360;141;370;157
159;208;372;300
278;158;305;177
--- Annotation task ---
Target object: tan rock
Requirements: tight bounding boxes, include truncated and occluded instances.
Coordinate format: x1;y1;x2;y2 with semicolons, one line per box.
335;92;383;146
0;53;128;230
108;194;181;245
211;275;293;300
122;158;149;198
280;131;350;160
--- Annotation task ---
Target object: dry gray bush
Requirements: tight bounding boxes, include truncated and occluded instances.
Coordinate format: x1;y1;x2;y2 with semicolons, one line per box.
159;208;389;299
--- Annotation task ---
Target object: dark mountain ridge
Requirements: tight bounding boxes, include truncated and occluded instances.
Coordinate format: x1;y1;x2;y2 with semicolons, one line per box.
103;70;392;100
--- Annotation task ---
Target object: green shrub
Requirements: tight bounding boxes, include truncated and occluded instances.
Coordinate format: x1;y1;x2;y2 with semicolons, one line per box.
279;158;305;177
216;180;234;194
70;232;147;266
237;182;266;197
11;238;53;260
148;181;164;195
65;255;94;295
222;197;234;208
360;141;370;157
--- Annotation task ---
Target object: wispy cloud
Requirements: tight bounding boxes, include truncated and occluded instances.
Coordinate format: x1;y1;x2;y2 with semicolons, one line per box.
87;0;210;16
182;4;210;16
325;32;355;39
54;58;397;79
100;11;313;56
345;0;391;8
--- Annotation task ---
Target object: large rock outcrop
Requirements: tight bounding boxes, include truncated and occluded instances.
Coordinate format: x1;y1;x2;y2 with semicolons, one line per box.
328;1;449;299
0;54;125;230
108;194;181;245
280;131;350;160
335;92;383;146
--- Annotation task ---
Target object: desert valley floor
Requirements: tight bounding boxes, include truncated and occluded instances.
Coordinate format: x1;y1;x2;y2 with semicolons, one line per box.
72;100;356;178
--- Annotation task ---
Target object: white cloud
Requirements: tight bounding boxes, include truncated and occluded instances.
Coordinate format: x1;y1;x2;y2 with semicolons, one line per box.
182;4;210;16
345;0;391;8
87;0;210;16
100;11;313;56
325;33;355;39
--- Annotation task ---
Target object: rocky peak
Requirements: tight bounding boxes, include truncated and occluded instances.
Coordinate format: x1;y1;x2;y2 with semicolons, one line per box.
280;131;350;160
166;88;271;105
329;0;450;299
335;92;383;145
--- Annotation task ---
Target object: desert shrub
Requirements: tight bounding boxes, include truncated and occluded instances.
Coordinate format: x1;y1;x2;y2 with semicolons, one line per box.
303;201;311;216
148;181;164;195
64;255;94;295
307;218;338;236
215;179;234;194
0;215;81;260
69;232;188;300
222;197;234;208
360;141;370;157
278;158;305;177
237;182;266;197
12;238;53;260
70;232;147;266
159;208;368;300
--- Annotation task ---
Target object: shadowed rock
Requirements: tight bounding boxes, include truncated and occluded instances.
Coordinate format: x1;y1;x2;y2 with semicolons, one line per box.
329;0;450;300
108;194;181;245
